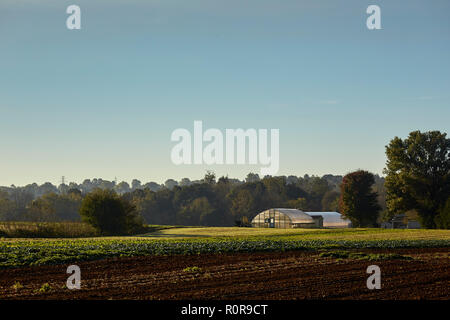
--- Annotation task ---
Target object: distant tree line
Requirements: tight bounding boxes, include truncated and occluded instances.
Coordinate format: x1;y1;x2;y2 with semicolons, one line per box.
0;172;386;226
0;130;447;229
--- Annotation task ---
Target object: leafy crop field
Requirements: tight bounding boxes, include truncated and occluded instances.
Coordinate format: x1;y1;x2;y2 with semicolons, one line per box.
1;227;450;268
138;226;450;241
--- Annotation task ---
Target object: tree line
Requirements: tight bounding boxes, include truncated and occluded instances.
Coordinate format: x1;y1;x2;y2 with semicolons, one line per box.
0;130;448;230
2;172;383;226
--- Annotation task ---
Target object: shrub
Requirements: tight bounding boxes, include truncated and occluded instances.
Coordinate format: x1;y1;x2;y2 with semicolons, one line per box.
79;189;144;236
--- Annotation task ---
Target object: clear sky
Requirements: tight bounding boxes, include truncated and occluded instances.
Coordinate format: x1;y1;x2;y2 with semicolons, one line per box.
0;0;449;186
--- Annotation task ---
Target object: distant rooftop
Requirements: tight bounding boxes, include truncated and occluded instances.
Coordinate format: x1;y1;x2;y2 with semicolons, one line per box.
272;208;314;224
306;211;351;226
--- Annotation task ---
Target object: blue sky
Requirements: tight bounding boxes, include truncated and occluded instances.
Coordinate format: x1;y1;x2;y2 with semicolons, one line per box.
0;0;449;186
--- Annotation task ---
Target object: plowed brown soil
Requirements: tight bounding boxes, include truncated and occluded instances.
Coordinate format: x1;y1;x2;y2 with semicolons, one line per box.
1;248;449;300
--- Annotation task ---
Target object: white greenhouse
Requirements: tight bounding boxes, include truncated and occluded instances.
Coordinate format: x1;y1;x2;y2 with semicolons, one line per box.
251;208;322;228
251;209;351;228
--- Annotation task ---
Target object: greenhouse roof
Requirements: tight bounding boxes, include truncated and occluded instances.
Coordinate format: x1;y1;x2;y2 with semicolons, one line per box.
272;208;315;224
306;211;351;225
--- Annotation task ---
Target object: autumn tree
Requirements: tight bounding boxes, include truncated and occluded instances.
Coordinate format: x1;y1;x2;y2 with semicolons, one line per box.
339;170;380;227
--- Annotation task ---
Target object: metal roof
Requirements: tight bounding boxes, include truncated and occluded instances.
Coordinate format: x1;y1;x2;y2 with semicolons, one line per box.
272;208;315;224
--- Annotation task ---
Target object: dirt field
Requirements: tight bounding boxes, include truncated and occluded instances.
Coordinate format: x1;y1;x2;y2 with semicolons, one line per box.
0;248;449;300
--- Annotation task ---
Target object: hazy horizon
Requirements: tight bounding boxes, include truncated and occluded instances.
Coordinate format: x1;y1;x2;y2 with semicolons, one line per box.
1;170;363;188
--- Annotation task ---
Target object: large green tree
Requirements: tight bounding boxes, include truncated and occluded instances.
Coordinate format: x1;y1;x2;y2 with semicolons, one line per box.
384;130;450;228
339;170;380;227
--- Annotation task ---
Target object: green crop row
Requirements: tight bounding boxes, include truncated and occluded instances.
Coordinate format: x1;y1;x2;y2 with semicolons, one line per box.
1;238;449;268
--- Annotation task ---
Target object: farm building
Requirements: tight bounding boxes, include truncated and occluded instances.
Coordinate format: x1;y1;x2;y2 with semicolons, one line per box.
251;208;321;228
306;212;352;228
380;213;422;229
251;209;351;229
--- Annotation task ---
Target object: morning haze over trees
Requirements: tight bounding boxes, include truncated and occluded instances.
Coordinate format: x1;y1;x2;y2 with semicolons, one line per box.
0;130;448;232
0;172;386;229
